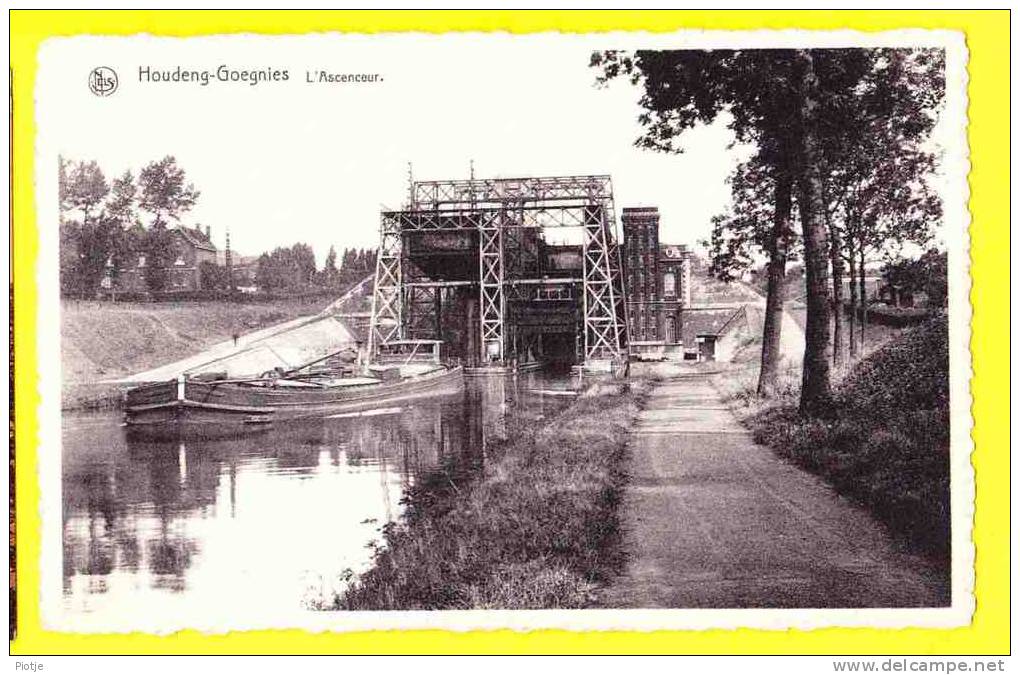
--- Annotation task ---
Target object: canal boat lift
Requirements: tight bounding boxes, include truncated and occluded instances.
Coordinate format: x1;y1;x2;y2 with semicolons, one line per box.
368;174;630;374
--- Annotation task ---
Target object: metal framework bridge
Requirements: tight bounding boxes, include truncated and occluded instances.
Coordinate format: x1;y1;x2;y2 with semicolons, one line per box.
367;174;628;368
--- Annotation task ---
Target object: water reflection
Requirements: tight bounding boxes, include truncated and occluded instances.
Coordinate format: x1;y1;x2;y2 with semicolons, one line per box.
60;371;573;629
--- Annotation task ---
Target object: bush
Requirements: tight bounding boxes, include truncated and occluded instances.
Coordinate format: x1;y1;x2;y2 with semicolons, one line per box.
853;304;932;328
837;314;949;414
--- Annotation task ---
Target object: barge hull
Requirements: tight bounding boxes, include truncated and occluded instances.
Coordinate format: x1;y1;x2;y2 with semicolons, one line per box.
124;366;464;440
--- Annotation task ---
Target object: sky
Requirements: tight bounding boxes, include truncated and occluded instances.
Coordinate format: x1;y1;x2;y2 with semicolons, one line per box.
38;32;962;269
39;33;754;265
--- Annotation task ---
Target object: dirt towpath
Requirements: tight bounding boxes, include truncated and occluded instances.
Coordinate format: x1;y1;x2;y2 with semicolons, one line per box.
601;374;948;608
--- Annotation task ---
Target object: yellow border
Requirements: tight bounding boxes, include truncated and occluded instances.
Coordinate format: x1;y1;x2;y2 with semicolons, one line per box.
10;10;1009;655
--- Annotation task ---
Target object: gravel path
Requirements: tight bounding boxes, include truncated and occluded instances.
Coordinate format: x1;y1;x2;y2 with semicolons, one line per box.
601;374;949;608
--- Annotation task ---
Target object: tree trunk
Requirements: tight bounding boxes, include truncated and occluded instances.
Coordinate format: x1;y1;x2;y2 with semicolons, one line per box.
847;249;858;358
826;210;844;368
756;170;793;397
858;246;867;352
795;50;834;416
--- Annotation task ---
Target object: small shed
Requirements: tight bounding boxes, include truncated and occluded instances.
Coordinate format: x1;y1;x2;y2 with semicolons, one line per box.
680;306;750;362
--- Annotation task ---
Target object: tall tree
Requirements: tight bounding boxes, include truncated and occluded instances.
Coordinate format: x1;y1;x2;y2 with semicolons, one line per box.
592;49;811;397
59;159;111;296
592;47;942;412
102;171;139;292
708;154;802;395
291;243;318;285
322;245;340;288
60;159;108;222
106;170;137;223
824;182;846;367
819;48;944;355
137;157;199;294
138;225;178;294
255;252;275;291
137;156;200;228
793;50;834;414
254;243;320;291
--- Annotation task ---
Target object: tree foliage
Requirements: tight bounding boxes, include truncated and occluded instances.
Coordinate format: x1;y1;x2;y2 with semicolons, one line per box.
315;246;378;290
321;245;340;287
882;249;948;309
58;160;138;296
137;156;200;228
199;260;231;291
59;155;375;300
592;47;946;415
135;156;200;293
823;50;944;256
707;156;801;282
592;49;827;403
59;156;201;297
255;243;318;291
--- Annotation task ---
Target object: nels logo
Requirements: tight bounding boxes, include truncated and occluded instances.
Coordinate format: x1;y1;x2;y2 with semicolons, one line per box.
88;67;118;97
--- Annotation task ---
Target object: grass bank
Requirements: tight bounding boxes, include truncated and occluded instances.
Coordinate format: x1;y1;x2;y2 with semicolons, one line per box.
722;316;950;562
61;296;331;409
329;379;646;610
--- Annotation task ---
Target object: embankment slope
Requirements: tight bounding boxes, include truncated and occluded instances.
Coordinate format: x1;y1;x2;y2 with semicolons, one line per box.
61;297;331;407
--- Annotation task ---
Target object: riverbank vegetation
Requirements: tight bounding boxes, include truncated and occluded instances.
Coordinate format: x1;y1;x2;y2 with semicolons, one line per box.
721;316;950;562
330;380;646;610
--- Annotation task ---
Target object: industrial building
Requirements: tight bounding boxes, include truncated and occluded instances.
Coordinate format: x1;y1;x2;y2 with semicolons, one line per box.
620;206;693;361
367;173;736;371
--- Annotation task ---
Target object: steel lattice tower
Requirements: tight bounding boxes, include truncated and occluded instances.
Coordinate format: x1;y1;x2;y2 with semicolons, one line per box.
368;175;628;369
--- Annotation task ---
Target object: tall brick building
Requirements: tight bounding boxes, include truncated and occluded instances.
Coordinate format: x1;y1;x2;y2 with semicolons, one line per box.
622;207;693;359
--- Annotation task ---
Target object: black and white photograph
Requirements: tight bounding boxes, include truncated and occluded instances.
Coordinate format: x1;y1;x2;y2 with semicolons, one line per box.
35;30;971;633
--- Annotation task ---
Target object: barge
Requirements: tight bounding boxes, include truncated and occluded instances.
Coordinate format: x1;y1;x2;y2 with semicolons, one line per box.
124;340;463;439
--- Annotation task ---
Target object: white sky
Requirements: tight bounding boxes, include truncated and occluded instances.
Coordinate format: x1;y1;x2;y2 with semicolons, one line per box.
37;31;960;267
38;34;753;265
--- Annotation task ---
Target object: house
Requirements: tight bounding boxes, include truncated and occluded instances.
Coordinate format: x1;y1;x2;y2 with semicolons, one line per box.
171;225;219;289
102;224;218;294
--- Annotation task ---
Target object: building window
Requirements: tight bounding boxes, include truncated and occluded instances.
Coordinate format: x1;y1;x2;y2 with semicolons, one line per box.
663;271;676;297
137;255;146;268
666;316;676;343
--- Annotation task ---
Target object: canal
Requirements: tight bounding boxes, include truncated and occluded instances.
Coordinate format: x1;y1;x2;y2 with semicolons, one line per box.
60;371;577;631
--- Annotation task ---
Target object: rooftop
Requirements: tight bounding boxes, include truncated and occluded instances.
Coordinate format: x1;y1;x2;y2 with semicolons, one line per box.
175;224;217;252
681;306;747;343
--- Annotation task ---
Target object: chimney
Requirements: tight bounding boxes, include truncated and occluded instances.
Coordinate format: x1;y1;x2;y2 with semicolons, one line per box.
206;225;211;240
